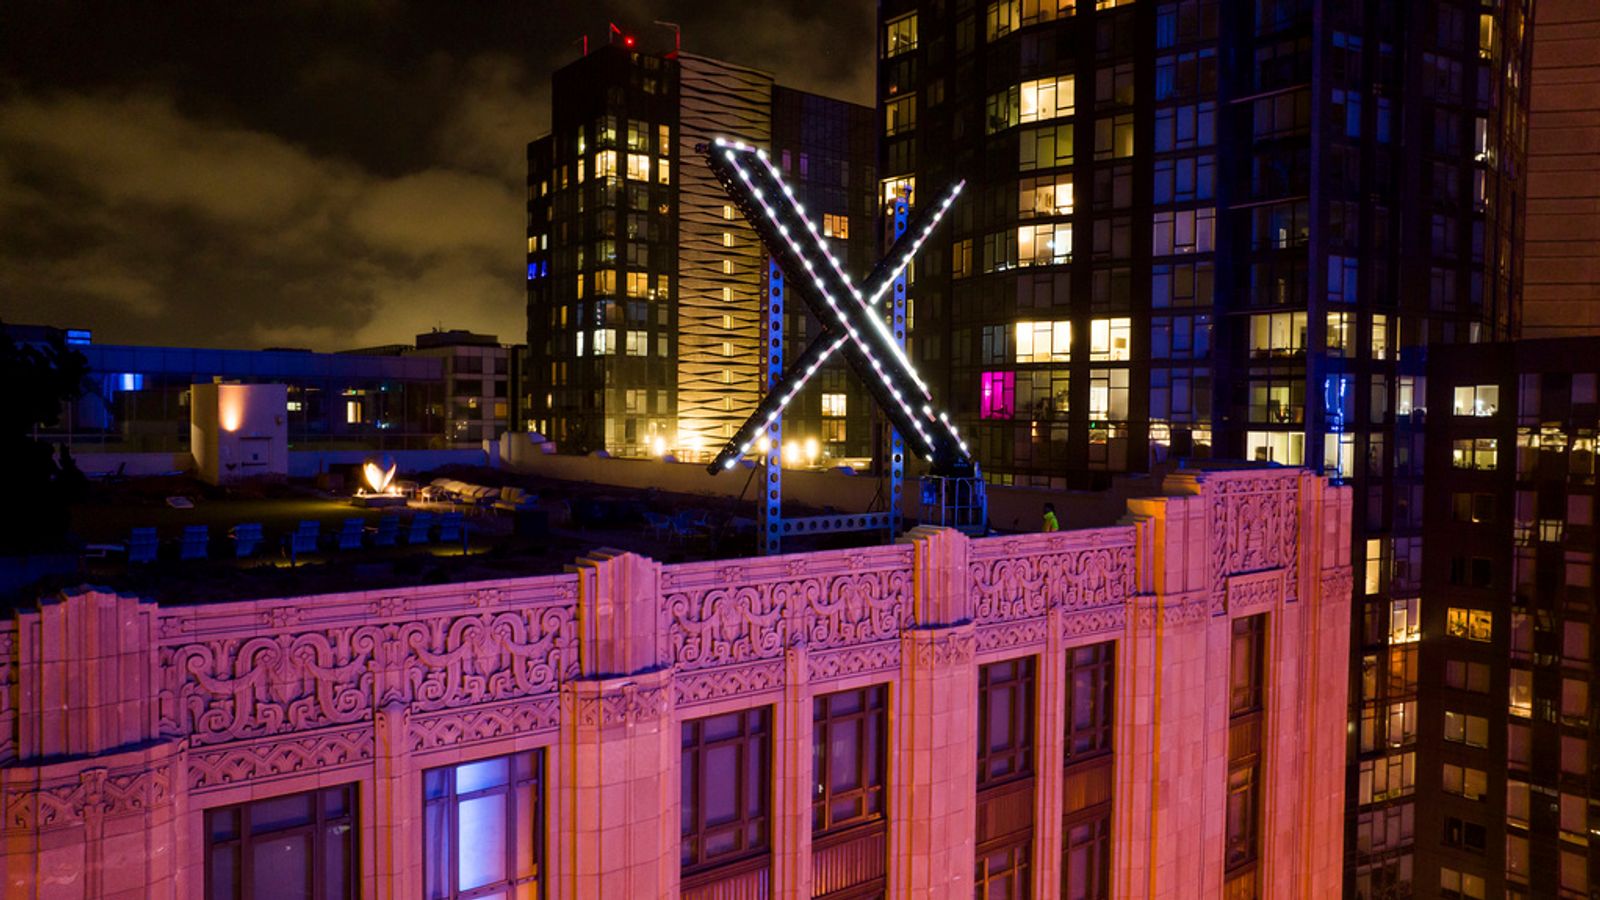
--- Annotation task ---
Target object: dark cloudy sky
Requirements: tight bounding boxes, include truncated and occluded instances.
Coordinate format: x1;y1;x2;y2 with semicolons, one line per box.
0;1;873;351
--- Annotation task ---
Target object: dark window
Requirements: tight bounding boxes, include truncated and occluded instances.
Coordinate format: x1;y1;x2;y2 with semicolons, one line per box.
812;685;887;833
1225;615;1266;895
681;707;772;873
1443;817;1487;854
1062;810;1112;900
976;841;1030;900
1224;766;1260;870
205;785;356;900
1066;642;1115;761
979;657;1037;784
1229;615;1265;716
424;750;543;900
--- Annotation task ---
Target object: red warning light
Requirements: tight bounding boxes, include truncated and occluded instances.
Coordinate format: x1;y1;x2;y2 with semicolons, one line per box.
624;35;636;47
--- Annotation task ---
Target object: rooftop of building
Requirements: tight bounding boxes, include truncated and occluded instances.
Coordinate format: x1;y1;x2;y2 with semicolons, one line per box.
11;464;898;609
8;455;1320;612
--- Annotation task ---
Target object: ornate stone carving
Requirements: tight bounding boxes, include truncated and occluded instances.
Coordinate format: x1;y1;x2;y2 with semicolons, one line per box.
408;696;561;751
906;629;975;667
160;604;574;747
188;728;374;791
1162;591;1212;626
968;534;1136;624
674;660;786;708
1062;606;1126;638
1209;474;1301;610
5;763;173;831
1226;571;1283;616
807;642;900;683
568;682;673;727
1320;566;1354;606
975;618;1049;653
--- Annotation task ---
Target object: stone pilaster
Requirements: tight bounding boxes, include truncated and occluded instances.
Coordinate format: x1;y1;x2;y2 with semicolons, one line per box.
554;550;678;898
772;642;812;899
889;624;977;899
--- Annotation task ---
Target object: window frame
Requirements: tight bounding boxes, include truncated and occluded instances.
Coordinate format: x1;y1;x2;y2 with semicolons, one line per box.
204;784;357;900
423;750;545;900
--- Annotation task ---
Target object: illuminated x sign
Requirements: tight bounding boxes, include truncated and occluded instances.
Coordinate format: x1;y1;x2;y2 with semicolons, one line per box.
702;139;974;477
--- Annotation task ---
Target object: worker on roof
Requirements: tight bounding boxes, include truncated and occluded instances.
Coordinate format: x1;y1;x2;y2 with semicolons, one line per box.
1042;502;1059;533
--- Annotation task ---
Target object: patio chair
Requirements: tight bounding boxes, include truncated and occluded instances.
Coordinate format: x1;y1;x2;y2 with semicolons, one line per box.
368;514;400;548
405;512;435;545
437;511;465;547
643;511;673;541
127;527;159;564
493;487;538;513
178;525;210;561
284;520;320;562
229;523;264;558
332;518;364;551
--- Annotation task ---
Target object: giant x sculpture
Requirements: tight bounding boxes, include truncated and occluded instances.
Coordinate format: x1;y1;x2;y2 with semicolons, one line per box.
701;138;977;479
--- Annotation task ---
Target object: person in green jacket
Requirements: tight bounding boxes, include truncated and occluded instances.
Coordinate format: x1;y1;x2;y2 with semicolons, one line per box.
1042;502;1059;532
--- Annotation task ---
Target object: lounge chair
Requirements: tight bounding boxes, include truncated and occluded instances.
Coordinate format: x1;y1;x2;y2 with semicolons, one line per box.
405;512;435;545
643;511;673;540
332;518;364;551
178;525;210;561
284;520;320;561
127;527;159;564
229;523;264;558
437;511;465;546
493;487;538;513
368;514;400;548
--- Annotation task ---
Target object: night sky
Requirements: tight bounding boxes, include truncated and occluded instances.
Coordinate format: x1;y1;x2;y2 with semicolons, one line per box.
0;1;873;351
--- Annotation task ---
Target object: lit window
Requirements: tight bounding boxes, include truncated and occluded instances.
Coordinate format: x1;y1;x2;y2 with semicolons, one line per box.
1247;312;1307;358
346;400;362;424
1439;867;1487;900
1090;318;1131;361
885;94;917;136
880;176;915;208
722;232;734;248
1445;608;1492;642
657;158;670;184
1020;75;1075;123
981;371;1016;419
722;260;733;275
424;752;543;899
883;12;918;57
821;393;847;417
1388;598;1419;644
1441;764;1487;801
1018;174;1073;218
1245;431;1304;465
1326;312;1355;356
1450;439;1497;470
595;149;617;178
822;214;850;240
1017;222;1072;265
1014;320;1072;363
626;153;650;180
1451;385;1500;416
1442;711;1488;748
723;205;734;220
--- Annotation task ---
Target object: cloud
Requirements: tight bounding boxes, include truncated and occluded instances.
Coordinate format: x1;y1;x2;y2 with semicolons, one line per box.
0;88;527;350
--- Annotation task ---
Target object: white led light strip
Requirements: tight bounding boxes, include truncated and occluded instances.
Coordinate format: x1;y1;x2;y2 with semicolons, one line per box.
710;137;965;462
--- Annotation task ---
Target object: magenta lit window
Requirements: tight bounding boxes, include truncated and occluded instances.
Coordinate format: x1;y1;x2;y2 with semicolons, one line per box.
981;371;1015;419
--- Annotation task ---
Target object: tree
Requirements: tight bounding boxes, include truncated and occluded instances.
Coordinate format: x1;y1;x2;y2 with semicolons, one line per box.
0;322;90;553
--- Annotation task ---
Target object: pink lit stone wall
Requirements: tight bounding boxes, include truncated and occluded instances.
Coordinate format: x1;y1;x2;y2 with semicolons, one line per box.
0;467;1350;899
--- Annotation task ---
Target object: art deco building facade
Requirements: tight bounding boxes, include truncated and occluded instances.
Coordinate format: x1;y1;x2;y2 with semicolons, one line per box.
874;2;1533;892
525;43;878;462
0;467;1350;899
1416;338;1600;899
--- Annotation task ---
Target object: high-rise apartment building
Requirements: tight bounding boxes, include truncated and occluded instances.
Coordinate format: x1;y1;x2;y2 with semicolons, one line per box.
525;41;878;462
1418;337;1600;899
1522;0;1600;337
875;2;1534;894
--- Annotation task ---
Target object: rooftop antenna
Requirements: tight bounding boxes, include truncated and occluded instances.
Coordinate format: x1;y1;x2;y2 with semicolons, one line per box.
572;33;588;56
653;20;681;53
